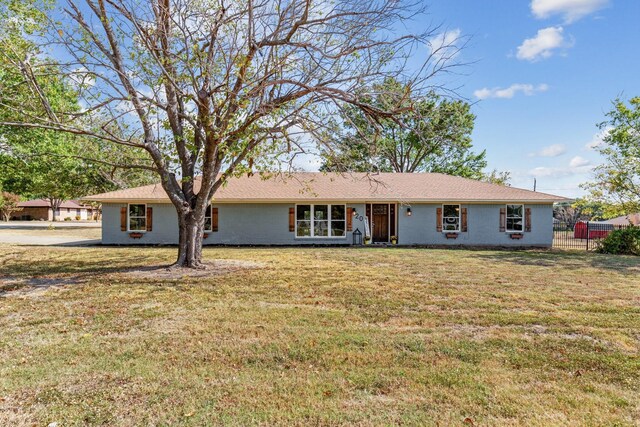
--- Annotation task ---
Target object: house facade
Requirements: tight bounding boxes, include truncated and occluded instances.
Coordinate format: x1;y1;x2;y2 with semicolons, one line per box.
85;173;566;247
14;199;97;221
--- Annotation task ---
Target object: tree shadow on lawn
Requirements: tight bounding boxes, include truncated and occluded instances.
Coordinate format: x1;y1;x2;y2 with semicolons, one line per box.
0;250;263;296
0;253;157;277
470;249;640;275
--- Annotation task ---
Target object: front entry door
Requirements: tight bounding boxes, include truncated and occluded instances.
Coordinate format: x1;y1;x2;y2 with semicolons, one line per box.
372;204;389;243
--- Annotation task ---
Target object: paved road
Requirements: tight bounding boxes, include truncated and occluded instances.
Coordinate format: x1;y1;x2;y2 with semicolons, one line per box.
0;221;101;246
0;221;101;229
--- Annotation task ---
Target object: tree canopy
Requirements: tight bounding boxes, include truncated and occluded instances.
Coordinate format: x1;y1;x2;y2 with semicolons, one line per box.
0;0;156;207
319;78;487;178
582;97;640;214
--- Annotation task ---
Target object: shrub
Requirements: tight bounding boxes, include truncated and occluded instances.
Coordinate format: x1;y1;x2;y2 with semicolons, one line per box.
75;215;81;220
64;217;72;221
596;227;640;255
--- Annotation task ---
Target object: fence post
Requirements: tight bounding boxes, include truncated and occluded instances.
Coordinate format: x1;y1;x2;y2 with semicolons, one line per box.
585;221;590;251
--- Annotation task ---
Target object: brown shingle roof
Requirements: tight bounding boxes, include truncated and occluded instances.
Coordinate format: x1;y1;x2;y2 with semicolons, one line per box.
83;172;568;203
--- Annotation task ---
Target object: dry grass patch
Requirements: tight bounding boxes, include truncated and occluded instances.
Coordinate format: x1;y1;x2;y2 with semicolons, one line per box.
0;246;638;426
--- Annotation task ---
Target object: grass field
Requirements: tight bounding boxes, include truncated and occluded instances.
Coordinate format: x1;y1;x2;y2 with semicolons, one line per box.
1;245;639;426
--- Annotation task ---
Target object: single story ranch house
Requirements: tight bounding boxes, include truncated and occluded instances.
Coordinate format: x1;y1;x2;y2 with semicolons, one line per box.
85;172;566;247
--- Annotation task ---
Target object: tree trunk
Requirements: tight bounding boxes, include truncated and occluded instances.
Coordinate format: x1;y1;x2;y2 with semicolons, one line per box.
174;208;205;268
49;198;62;222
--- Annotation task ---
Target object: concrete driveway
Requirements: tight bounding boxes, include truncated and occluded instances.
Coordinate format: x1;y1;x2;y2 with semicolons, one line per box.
0;221;101;246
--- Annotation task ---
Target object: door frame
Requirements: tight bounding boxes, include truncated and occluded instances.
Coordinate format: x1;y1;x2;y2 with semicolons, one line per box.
366;203;397;243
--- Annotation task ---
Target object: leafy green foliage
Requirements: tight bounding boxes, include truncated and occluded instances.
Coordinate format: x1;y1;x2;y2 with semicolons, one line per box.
582;97;640;213
596;226;640;255
569;198;627;221
0;12;155;200
480;169;512;186
320;78;488;178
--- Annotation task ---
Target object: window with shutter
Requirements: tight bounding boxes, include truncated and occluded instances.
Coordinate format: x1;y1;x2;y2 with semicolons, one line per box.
128;204;147;231
442;205;460;232
294;204;346;237
506;204;524;232
204;206;219;232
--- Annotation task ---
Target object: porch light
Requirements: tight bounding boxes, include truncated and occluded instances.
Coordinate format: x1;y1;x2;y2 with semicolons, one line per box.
406;207;412;216
352;228;363;246
352;208;358;216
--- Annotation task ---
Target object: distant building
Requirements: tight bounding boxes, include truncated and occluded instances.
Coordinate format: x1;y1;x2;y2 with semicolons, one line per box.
14;199;97;221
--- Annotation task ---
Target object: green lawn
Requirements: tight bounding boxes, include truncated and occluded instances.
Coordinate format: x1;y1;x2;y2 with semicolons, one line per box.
1;245;639;426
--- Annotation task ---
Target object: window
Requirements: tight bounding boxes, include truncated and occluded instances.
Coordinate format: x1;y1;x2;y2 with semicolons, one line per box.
296;204;346;238
204;205;212;231
331;205;346;237
506;204;524;232
442;204;460;231
128;204;147;231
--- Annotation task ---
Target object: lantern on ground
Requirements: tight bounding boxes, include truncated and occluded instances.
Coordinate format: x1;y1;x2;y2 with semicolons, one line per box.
352;228;363;246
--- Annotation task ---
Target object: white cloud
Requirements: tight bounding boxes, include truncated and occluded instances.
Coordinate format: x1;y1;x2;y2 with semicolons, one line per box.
585;126;612;149
428;29;462;63
291;152;323;171
516;27;571;61
531;0;609;23
68;67;95;89
569;155;590;167
528;155;593;178
529;143;567;157
474;83;549;100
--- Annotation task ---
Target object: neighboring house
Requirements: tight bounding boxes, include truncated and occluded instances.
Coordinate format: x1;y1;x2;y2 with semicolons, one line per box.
604;213;640;226
84;173;567;247
14;199;97;221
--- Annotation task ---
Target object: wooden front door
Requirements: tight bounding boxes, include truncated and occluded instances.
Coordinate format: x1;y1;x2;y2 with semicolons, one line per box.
372;204;389;243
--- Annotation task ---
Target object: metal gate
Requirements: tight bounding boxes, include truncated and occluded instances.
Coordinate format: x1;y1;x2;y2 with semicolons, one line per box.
553;220;631;250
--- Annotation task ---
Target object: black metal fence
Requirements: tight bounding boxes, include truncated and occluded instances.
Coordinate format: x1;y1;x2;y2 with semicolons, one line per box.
553;220;633;250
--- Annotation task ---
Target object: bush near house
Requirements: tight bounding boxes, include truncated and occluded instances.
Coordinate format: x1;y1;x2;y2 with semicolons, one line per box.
597;226;640;255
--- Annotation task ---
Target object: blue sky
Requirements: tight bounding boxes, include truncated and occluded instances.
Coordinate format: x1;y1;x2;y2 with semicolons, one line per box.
419;0;640;198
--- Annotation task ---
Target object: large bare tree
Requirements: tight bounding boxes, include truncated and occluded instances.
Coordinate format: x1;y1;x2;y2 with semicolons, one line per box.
0;0;461;267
